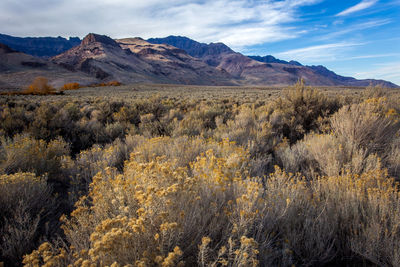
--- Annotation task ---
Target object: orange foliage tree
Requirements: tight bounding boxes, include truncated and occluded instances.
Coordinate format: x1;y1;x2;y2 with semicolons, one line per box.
25;77;56;95
62;82;80;90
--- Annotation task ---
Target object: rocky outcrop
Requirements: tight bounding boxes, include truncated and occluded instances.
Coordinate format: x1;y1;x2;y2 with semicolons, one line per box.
51;34;235;85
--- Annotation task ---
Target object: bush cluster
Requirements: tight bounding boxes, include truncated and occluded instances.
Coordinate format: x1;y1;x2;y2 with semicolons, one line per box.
61;83;80;90
0;83;399;266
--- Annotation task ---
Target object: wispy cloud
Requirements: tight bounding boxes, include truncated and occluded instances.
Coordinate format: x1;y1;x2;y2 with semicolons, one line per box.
339;53;400;60
0;0;321;49
353;62;400;84
336;0;378;16
275;42;365;63
319;19;391;40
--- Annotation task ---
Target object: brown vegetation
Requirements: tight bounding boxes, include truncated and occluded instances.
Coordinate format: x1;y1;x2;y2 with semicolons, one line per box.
24;77;56;95
88;80;123;87
0;83;399;266
61;82;80;90
0;77;61;96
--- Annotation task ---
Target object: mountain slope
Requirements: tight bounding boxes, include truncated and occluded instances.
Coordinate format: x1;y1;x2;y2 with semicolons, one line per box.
52;34;234;85
148;36;398;87
0;33;81;57
0;43;96;90
1;33;398;88
117;37;233;85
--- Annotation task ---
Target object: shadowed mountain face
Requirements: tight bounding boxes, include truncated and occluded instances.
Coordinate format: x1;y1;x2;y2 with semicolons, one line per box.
249;55;302;66
0;43;17;54
0;43;97;90
148;36;398;88
51;34;235;85
0;33;81;58
148;36;234;58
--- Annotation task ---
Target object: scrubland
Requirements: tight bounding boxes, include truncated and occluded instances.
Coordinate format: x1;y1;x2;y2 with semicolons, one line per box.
0;82;400;266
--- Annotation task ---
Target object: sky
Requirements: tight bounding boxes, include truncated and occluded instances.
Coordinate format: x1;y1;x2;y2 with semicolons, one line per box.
0;0;399;84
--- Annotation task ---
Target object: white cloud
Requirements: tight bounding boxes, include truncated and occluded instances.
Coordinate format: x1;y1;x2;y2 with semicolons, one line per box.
0;0;321;48
353;62;400;85
336;0;378;16
340;53;400;60
275;42;365;63
319;19;391;40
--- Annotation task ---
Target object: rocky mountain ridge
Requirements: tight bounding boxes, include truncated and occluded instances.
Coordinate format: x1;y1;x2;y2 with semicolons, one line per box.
51;33;234;85
0;33;398;88
0;33;80;57
147;36;398;87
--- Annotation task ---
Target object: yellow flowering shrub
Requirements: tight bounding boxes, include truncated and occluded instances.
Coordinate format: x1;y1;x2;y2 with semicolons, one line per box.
62;141;129;203
24;141;267;266
24;132;400;266
132;136;249;169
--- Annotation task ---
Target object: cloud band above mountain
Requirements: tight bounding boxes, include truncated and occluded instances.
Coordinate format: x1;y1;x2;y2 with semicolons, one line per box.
0;0;320;49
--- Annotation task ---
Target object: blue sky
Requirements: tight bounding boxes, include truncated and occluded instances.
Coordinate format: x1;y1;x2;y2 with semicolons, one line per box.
0;0;399;84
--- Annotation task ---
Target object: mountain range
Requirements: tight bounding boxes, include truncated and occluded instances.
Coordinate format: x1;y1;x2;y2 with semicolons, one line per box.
0;33;398;89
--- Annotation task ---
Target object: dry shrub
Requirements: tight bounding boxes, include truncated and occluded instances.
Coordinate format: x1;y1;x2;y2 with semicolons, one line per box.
330;98;400;156
387;141;400;178
0;134;70;179
61;82;80;90
362;85;390;99
131;136;248;169
266;80;341;144
2;86;400;266
62;138;134;203
172;103;226;138
90;81;122;87
24;77;56;95
0;106;29;137
215;106;270;153
213;105;276;176
277;134;381;178
318;169;400;266
107;80;122;86
24;143;257;266
277;98;400;179
262;168;400;266
0;173;55;265
25;146;400;266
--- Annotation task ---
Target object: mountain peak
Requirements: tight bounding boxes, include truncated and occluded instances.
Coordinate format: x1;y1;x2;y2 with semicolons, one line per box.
147;36;233;58
81;33;119;47
206;42;233;55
